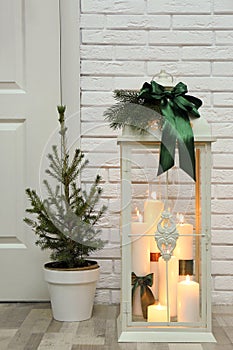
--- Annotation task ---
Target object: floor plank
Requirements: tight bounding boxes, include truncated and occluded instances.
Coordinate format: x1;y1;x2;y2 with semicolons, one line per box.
169;344;203;350
223;327;233;343
0;329;18;349
37;332;73;350
0;303;32;328
0;303;233;349
24;333;44;350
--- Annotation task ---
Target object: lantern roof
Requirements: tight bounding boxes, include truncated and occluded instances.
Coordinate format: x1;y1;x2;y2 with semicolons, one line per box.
117;116;216;144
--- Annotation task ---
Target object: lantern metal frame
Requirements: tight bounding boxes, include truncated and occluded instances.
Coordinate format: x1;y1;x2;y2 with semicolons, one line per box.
117;117;216;343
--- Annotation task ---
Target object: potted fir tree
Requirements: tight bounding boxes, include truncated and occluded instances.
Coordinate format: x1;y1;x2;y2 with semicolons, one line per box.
24;106;106;322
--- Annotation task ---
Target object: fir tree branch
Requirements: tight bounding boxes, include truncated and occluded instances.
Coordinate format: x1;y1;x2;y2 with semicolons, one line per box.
24;106;107;268
104;89;163;132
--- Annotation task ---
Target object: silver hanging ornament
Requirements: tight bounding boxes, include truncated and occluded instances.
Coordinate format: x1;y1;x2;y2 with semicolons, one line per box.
155;210;179;261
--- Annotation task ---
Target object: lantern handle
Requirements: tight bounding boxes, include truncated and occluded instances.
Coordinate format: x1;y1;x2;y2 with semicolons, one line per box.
152;70;174;87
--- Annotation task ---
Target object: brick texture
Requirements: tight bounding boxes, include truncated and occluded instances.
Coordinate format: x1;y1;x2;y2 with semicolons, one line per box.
80;0;233;305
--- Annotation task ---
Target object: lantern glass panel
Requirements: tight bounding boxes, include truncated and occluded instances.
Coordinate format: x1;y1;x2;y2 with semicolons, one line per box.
127;144;205;328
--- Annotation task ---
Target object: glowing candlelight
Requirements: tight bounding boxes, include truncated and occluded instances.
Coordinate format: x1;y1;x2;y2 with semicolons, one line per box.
131;209;150;316
147;303;168;322
136;208;143;223
144;191;164;252
177;275;200;322
174;213;193;260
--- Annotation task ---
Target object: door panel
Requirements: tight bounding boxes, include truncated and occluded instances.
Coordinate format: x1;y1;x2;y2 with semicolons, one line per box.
0;0;61;300
0;0;23;87
0;121;25;244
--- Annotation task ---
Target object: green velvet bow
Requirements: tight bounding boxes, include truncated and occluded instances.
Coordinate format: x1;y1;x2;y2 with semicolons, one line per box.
138;81;202;181
132;272;155;319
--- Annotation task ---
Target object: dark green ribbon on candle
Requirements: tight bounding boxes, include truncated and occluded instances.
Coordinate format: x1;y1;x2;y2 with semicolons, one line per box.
138;81;202;181
132;272;155;319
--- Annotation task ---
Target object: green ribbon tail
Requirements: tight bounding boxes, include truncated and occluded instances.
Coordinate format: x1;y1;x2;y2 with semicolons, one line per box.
131;272;138;302
132;272;155;319
158;101;196;181
140;285;155;319
157;120;176;176
157;102;177;177
176;109;196;181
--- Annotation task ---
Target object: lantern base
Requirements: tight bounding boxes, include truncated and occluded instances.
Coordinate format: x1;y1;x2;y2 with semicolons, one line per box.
117;315;216;343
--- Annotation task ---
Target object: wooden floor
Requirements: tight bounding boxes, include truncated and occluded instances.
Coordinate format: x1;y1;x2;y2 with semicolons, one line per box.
0;303;233;349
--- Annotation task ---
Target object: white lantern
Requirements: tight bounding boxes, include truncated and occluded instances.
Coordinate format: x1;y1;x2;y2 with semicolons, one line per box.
117;111;216;342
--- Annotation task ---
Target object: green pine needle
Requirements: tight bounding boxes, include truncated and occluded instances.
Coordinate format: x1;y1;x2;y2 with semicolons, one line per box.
104;89;163;132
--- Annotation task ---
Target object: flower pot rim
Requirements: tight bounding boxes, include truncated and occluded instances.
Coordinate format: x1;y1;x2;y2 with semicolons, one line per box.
44;260;99;272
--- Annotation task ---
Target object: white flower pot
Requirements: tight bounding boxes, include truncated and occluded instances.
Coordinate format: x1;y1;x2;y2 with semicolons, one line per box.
44;261;100;322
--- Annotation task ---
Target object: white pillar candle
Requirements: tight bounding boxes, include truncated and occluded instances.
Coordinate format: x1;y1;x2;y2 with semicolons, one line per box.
144;193;164;252
158;255;178;318
131;213;150;317
131;222;150;276
174;214;193;260
147;303;167;322
177;275;200;323
150;252;160;300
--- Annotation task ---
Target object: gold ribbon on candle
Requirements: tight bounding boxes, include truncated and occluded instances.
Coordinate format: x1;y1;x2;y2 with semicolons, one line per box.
131;272;155;319
179;260;194;276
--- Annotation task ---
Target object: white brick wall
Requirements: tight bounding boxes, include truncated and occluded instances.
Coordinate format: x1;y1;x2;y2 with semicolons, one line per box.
80;0;233;305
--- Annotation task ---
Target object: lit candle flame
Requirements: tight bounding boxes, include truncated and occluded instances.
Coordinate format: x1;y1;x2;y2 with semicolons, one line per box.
186;275;190;283
151;191;157;200
177;213;184;224
136;209;143;223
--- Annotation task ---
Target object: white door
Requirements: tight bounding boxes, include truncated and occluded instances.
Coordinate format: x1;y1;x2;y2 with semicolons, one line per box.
0;0;62;300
